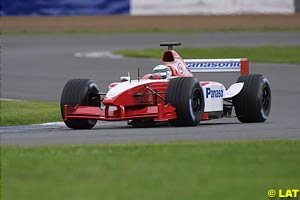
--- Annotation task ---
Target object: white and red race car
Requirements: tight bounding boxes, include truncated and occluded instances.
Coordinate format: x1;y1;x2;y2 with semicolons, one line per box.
61;42;271;129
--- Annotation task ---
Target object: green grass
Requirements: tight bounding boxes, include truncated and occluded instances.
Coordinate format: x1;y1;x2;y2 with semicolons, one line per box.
1;140;300;200
114;46;300;64
0;100;61;126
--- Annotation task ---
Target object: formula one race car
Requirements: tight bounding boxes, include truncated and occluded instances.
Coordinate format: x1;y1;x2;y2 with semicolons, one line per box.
60;42;271;129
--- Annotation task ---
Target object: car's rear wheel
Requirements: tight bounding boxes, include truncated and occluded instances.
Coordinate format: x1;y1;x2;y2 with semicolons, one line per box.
233;74;271;123
166;77;204;126
60;79;100;129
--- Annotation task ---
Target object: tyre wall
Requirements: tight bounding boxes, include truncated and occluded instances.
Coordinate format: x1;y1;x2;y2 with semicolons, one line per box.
295;0;300;12
1;0;298;16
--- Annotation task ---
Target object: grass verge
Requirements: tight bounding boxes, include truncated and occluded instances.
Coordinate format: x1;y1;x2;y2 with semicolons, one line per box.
114;46;300;64
0;100;61;126
4;27;300;36
3;14;300;35
1;140;300;200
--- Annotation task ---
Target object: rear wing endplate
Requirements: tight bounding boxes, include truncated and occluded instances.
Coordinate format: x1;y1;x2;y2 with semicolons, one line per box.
184;58;249;75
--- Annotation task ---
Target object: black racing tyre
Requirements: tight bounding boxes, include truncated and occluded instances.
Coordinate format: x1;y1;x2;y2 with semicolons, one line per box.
166;77;204;126
233;74;271;123
60;79;100;129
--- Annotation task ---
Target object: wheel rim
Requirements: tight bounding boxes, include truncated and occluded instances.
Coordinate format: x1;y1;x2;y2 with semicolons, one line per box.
192;89;201;112
87;85;100;106
262;84;271;112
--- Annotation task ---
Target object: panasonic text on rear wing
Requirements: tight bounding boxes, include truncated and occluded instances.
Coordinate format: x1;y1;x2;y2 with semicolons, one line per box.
184;58;249;75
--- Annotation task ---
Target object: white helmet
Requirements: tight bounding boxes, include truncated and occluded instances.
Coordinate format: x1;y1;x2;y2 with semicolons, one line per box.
152;65;171;79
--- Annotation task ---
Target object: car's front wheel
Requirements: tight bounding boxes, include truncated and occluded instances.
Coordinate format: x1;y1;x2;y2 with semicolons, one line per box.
60;79;100;129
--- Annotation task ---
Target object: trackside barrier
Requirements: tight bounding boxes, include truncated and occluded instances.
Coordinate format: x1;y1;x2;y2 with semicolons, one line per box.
1;0;130;16
131;0;295;15
1;0;297;16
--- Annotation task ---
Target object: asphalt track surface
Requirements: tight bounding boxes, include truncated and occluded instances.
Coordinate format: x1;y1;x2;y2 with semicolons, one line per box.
1;32;300;145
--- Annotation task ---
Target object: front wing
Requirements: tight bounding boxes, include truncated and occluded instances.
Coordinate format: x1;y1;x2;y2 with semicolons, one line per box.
63;103;177;122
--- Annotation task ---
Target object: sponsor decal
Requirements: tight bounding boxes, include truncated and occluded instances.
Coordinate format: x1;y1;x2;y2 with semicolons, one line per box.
177;63;183;74
186;62;240;69
206;88;223;98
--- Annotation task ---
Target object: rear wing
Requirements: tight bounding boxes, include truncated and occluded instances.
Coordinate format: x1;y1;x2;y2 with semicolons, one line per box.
184;58;249;75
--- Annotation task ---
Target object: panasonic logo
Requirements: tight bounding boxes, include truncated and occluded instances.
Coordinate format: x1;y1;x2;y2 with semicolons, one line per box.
186;62;240;68
206;88;223;98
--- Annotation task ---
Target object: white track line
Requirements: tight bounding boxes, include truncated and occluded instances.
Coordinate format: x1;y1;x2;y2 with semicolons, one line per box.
0;98;23;101
0;121;126;133
74;51;123;59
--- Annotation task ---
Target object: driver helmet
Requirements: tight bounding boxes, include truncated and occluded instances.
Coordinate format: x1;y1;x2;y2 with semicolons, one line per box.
152;65;171;79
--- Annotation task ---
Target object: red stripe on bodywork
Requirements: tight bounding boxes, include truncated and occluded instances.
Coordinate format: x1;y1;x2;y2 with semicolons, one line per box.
200;82;210;86
240;59;249;75
202;112;209;120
